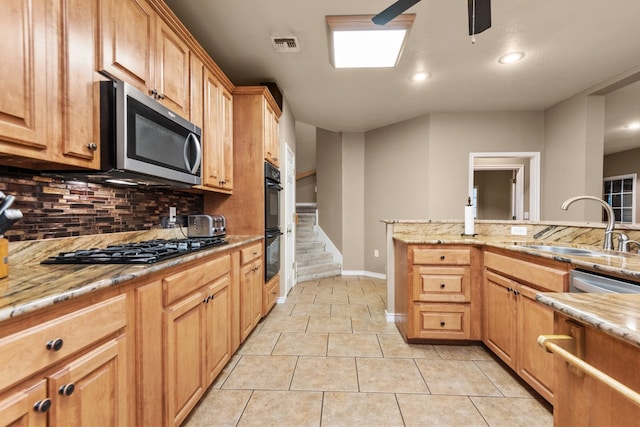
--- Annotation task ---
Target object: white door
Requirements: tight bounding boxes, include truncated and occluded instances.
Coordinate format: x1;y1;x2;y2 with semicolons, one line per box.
284;144;296;295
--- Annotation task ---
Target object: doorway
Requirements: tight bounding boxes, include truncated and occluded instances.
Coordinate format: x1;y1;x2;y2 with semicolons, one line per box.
469;152;541;221
283;144;296;296
474;165;525;220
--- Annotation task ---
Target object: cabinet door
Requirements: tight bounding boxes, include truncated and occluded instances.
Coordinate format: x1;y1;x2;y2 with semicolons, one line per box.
49;336;128;427
155;19;190;119
190;54;204;128
98;0;155;93
219;86;234;191
204;274;231;384
0;0;47;153
202;70;222;189
165;292;205;427
483;270;517;367
517;284;555;403
0;379;48;427
51;0;101;168
240;260;262;342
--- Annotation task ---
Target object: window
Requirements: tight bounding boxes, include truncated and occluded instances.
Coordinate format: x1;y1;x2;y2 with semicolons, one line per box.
603;174;636;223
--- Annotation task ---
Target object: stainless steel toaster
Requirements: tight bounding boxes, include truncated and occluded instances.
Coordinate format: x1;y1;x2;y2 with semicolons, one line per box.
187;215;226;237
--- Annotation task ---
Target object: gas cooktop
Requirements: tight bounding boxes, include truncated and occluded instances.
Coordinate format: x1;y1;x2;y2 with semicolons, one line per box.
40;237;227;265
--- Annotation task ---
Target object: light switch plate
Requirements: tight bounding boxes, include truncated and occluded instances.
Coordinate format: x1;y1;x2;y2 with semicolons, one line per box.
511;226;527;236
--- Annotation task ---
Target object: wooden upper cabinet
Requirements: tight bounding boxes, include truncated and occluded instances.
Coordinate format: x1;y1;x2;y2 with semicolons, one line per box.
201;70;233;193
0;0;48;155
155;18;190;118
98;0;156;92
99;0;192;119
190;54;205;128
50;0;101;168
264;98;280;168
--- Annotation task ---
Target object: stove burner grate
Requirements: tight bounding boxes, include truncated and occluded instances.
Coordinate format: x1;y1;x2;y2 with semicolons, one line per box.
41;237;227;265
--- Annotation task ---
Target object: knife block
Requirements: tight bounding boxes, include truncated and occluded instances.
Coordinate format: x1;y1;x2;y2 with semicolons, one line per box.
0;238;7;279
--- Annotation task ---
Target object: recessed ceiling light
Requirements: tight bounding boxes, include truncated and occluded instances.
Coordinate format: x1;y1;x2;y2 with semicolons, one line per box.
498;52;525;64
411;72;430;82
326;15;415;69
625;122;640;130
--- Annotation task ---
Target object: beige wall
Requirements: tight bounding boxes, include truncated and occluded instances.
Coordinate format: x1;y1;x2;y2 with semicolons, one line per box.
542;94;605;221
364;115;431;274
295;121;317;203
316;128;343;252
428;112;544;219
341;133;365;270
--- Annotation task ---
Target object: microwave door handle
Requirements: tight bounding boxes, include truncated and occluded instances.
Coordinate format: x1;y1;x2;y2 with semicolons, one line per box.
183;133;202;174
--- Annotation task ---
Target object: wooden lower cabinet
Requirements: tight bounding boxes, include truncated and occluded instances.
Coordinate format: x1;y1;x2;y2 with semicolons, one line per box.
162;255;232;427
553;313;640;426
240;258;263;342
483;250;568;404
49;336;128;426
0;295;129;427
263;273;279;316
394;243;481;342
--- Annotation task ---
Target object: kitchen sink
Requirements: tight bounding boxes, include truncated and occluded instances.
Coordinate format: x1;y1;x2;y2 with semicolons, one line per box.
518;245;607;257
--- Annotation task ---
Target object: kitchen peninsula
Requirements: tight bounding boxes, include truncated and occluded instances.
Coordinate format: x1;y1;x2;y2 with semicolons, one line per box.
385;219;640;423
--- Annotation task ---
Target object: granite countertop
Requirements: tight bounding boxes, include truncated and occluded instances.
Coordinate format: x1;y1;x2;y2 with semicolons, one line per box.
536;293;640;348
0;229;262;322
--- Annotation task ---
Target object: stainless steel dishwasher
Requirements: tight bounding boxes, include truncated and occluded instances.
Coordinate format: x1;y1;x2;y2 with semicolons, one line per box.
570;269;640;294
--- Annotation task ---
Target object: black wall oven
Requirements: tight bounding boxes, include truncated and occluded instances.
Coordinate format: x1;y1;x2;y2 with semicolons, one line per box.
264;162;282;282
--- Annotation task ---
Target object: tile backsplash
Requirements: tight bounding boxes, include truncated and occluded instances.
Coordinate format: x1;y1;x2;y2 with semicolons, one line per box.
0;167;203;242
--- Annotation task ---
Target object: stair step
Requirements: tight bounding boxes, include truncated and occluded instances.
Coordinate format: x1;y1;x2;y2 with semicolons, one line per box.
296;241;325;254
296;230;317;239
296;204;317;214
297;263;342;282
297;251;334;266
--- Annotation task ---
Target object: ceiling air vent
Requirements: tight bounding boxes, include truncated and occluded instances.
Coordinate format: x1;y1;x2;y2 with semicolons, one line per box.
271;36;300;53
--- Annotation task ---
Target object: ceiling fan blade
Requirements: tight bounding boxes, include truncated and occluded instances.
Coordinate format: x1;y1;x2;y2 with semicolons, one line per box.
468;0;491;35
372;0;421;25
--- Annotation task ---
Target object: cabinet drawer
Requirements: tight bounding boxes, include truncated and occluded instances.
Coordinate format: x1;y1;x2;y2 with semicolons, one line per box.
412;248;470;265
263;274;279;316
163;254;231;305
241;243;262;265
411;303;470;340
0;295;126;392
412;266;470;302
484;251;568;292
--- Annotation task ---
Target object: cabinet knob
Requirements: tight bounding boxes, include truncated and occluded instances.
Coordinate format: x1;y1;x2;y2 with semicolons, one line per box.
59;384;75;396
33;398;52;413
440;255;445;260
440;283;446;289
440;321;446;327
46;338;64;351
149;89;158;97
87;142;97;151
158;93;165;100
514;290;520;296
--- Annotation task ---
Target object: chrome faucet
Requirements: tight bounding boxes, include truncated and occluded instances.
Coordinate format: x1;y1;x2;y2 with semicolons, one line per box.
561;195;615;250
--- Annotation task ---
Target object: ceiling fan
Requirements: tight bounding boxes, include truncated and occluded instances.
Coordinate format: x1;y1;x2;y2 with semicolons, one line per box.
372;0;491;36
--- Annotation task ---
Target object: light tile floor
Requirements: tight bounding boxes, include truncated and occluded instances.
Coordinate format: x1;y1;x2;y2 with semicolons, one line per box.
184;276;553;427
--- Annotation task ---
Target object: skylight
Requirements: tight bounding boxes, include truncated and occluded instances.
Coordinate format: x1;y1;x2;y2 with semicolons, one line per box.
326;15;415;69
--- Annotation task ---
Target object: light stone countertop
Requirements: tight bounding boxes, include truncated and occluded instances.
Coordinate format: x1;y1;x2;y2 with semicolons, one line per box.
536;293;640;348
0;230;262;322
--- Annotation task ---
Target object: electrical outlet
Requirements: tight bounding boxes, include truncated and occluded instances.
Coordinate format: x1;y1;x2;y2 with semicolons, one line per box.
374;249;379;258
169;206;176;223
511;226;527;236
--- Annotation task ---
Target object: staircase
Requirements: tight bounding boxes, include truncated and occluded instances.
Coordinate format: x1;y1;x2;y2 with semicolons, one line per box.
296;204;342;282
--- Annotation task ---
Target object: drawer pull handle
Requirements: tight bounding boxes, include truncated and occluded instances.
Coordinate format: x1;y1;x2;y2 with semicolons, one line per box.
33;398;52;413
440;283;446;289
440;321;446;327
47;338;64;351
253;251;258;256
440;255;445;260
59;384;75;396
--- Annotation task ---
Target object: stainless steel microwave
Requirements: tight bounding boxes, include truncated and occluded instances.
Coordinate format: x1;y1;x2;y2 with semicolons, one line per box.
50;80;203;187
97;80;203;187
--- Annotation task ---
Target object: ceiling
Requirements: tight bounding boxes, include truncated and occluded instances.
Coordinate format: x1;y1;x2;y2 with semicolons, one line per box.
164;0;640;152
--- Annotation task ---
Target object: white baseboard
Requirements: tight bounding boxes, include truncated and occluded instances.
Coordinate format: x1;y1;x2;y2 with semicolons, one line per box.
384;310;395;323
276;296;287;304
341;270;386;280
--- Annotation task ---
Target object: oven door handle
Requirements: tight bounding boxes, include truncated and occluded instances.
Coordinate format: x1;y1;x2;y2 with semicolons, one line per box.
266;181;283;191
266;230;283;238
